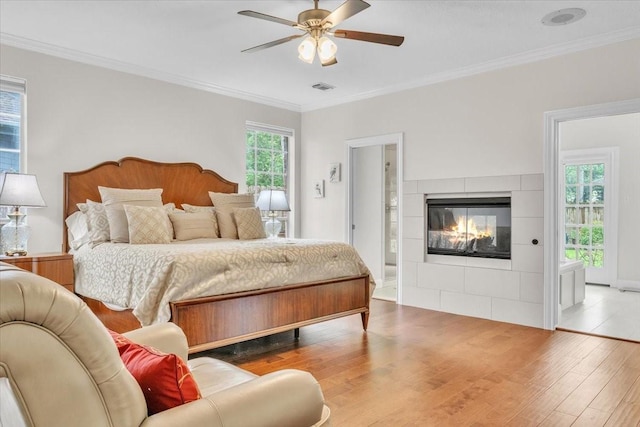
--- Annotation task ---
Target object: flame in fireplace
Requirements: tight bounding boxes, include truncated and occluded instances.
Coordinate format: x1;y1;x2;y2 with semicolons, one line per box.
451;216;491;239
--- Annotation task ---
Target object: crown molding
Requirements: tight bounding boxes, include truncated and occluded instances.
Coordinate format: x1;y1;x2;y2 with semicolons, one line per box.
3;26;639;114
0;33;302;112
300;26;640;112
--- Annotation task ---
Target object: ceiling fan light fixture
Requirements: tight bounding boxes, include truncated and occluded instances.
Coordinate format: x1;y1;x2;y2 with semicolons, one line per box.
239;0;405;65
317;36;337;65
298;36;317;64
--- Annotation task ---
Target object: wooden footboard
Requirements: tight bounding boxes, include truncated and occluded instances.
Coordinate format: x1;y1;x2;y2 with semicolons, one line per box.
81;274;370;354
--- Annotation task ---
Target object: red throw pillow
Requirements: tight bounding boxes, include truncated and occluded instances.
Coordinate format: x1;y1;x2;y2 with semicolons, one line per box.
108;330;201;415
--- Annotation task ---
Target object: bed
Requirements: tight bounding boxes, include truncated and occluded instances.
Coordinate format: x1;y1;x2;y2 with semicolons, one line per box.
63;157;372;353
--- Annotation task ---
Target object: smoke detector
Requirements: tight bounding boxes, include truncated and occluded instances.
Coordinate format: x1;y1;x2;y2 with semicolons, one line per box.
312;82;335;91
542;8;586;26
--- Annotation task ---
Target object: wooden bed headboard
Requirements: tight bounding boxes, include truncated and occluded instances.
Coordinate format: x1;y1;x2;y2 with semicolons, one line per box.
63;157;238;251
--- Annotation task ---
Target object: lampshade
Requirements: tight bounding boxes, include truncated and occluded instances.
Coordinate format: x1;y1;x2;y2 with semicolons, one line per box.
317;37;337;66
0;173;46;256
256;189;290;212
298;36;317;64
0;173;46;208
256;190;289;239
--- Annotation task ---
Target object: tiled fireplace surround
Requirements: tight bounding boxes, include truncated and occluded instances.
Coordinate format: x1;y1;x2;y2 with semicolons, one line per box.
402;174;544;328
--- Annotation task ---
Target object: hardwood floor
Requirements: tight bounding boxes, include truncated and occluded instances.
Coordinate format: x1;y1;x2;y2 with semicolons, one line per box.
198;299;640;426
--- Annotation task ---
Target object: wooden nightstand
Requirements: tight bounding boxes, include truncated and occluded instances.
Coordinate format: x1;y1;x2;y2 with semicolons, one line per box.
0;253;74;293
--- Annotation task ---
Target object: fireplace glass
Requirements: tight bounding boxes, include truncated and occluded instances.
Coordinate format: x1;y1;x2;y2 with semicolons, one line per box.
426;197;511;259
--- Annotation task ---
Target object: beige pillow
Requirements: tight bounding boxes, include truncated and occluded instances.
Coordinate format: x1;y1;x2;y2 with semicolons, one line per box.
181;204;219;237
233;207;266;240
99;187;163;243
208;192;255;239
124;205;172;244
78;200;110;246
169;212;218;241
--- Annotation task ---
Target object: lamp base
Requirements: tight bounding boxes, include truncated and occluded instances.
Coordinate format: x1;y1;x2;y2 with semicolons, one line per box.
5;249;28;257
2;211;30;257
264;216;282;239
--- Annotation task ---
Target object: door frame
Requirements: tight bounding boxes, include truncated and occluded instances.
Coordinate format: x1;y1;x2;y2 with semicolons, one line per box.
346;133;404;303
542;98;640;330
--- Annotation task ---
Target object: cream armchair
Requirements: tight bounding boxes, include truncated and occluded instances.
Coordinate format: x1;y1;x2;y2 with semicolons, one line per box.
0;262;330;427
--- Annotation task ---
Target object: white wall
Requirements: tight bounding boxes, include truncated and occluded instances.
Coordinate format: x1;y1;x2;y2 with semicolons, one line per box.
0;45;302;252
2;37;639;328
300;38;640;327
560;113;640;284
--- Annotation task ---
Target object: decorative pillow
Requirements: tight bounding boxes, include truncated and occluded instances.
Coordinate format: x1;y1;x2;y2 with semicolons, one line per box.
99;187;163;243
169;212;218;240
163;202;181;213
208;192;255;239
124;205;173;244
181;204;219;237
108;330;201;416
65;211;90;251
233;207;266;240
78;200;110;246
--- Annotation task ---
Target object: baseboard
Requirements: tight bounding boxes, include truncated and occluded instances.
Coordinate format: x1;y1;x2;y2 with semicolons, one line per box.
616;279;640;292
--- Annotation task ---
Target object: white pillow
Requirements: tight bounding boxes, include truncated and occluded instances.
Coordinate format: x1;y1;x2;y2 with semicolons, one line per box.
98;187;163;243
163;202;184;214
78;200;110;247
65;211;90;251
124;205;172;244
233;207;266;240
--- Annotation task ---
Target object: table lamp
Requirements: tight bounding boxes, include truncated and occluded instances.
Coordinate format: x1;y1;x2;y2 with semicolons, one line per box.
0;173;46;256
256;189;290;238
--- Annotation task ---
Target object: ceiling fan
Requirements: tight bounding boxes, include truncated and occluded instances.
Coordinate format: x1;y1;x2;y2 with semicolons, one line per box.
238;0;405;66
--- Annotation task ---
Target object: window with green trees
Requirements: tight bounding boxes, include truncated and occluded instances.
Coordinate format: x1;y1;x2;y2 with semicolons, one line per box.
564;162;605;268
245;125;291;236
245;129;288;192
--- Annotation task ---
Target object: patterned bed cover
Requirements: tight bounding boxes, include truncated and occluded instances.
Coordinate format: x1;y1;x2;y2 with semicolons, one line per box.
74;238;374;326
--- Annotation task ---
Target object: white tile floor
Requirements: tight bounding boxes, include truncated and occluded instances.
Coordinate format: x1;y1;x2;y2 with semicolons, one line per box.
373;270;639;341
372;265;397;301
558;284;640;342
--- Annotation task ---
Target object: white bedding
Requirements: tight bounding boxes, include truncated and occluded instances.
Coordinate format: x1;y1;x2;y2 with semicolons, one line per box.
73;238;374;326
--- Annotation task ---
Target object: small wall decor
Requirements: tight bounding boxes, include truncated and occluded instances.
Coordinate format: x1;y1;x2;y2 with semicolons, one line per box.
314;180;325;198
329;162;341;183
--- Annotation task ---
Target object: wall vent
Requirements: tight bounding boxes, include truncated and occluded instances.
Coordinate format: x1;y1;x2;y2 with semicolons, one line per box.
312;82;335;91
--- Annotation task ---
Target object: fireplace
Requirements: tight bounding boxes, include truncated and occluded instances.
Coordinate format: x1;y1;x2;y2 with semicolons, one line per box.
426;197;511;259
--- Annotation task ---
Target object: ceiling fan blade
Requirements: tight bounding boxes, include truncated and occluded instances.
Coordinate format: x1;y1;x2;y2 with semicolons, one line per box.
320;0;370;28
241;35;303;53
238;10;298;27
332;29;404;46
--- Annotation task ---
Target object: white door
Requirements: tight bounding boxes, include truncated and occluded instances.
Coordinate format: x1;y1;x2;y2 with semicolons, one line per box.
351;145;384;284
560;148;618;285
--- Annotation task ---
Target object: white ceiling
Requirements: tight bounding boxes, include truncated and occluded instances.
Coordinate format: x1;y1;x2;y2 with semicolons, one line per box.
1;1;639;112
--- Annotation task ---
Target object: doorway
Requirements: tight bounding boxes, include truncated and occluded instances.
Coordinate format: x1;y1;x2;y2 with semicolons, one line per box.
347;133;403;303
543;99;640;342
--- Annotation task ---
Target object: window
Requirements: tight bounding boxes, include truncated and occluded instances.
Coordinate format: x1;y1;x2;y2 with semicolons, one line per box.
561;147;618;285
563;163;605;267
245;123;292;237
0;75;26;219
